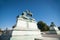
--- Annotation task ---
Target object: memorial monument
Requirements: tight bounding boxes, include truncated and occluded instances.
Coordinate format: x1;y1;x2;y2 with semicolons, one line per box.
10;10;42;40
49;22;60;35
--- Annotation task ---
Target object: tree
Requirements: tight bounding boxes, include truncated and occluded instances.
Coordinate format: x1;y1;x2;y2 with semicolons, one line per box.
0;28;1;32
37;21;49;31
58;26;60;30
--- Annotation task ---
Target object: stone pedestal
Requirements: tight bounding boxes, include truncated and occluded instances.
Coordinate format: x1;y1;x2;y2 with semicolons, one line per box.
50;26;59;34
49;22;59;35
10;10;42;40
11;30;42;40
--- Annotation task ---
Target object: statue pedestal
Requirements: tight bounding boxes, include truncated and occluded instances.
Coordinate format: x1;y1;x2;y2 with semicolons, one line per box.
11;30;42;40
10;10;42;40
50;26;59;35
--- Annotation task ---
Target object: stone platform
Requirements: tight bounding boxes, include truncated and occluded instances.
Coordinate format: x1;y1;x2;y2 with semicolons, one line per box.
10;10;42;40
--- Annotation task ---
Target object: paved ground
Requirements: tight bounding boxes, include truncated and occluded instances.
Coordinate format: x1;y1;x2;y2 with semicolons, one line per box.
42;34;60;38
42;34;60;40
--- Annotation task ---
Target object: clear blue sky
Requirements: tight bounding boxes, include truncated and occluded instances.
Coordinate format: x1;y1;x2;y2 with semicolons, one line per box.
0;0;60;29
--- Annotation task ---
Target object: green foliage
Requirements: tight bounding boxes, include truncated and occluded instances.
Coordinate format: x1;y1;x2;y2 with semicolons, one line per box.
37;21;49;31
0;28;2;32
58;27;60;30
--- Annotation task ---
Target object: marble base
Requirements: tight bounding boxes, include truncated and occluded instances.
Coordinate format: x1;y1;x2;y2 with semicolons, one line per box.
10;35;42;40
10;30;42;40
